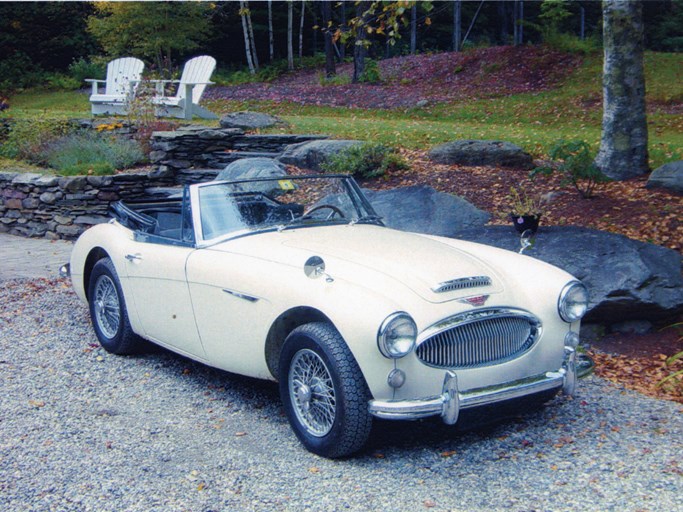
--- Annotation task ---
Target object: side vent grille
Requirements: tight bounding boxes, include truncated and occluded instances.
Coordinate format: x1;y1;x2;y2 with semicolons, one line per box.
432;276;492;294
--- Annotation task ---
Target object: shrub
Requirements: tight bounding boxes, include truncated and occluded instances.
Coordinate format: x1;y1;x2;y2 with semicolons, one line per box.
43;131;145;175
357;59;382;84
0;118;76;162
45;73;81;91
68;57;107;84
59;162;115;177
531;139;610;199
321;143;409;179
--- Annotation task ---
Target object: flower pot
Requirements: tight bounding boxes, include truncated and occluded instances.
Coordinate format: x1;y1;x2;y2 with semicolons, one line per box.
510;214;540;234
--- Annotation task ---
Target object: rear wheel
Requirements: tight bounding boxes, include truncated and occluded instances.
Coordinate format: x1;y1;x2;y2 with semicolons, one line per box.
279;323;372;458
88;258;141;354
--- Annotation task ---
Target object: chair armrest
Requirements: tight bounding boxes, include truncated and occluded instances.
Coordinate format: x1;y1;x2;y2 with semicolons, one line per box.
85;79;105;95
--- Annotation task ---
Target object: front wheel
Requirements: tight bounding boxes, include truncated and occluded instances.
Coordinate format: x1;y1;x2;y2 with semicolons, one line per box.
279;323;372;458
88;257;142;354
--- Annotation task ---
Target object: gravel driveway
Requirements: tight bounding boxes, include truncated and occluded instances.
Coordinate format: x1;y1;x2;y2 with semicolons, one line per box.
1;278;681;512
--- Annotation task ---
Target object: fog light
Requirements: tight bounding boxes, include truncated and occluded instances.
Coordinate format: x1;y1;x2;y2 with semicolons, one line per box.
387;369;406;389
564;331;580;349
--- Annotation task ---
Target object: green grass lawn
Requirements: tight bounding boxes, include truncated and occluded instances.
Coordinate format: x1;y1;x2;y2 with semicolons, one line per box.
4;52;682;169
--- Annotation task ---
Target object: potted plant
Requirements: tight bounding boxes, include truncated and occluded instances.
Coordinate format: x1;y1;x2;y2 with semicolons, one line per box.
508;186;543;234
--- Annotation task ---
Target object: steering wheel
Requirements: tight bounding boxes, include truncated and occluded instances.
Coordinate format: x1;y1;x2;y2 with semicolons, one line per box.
301;204;346;220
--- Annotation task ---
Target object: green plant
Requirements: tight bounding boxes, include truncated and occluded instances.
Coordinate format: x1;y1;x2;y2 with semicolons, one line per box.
0;118;76;162
531;139;610;198
321;143;408;179
319;73;351;86
59;161;115;176
657;323;683;393
68;58;107;83
357;59;382;84
43;131;144;174
45;73;81;91
507;186;544;217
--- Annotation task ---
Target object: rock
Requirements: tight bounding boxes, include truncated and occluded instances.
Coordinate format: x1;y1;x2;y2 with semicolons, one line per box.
217;157;287;181
646;161;683;195
217;158;288;196
429;140;534;169
456;225;683;324
610;320;653;335
12;173;42;185
416;99;429;108
363;185;490;238
39;192;57;205
219;111;283;130
278;140;362;171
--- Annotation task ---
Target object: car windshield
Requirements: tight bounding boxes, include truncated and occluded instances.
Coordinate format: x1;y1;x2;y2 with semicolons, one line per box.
193;175;382;243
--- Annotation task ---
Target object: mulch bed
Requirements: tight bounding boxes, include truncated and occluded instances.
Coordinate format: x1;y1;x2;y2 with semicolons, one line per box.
349;150;682;403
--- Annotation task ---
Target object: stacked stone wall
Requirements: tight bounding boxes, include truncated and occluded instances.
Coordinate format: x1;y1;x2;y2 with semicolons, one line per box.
1;125;328;240
0;171;175;240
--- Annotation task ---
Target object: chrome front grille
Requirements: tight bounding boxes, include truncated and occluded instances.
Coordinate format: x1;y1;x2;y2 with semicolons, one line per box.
416;309;541;369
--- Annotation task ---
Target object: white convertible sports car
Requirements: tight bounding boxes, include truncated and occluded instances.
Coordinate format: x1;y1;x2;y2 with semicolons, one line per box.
66;174;588;457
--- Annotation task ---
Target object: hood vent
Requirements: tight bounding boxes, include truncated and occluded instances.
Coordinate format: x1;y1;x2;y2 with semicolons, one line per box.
431;276;492;294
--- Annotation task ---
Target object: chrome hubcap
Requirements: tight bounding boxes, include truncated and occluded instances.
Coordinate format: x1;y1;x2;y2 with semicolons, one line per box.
289;349;336;437
94;275;120;339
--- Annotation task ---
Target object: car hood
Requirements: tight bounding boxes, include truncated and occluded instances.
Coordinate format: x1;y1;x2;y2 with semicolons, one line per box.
213;225;503;303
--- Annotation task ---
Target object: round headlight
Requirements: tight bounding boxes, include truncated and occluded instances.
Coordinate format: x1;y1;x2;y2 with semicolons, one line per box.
378;312;417;358
558;281;589;323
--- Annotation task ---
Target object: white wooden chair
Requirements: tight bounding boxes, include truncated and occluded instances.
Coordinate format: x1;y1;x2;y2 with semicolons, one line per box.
153;56;217;120
86;57;145;116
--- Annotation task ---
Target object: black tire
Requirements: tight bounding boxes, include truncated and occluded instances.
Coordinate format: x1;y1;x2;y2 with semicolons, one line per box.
88;257;142;355
279;322;373;458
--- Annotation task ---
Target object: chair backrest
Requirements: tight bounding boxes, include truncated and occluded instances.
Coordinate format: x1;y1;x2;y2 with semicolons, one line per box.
105;57;145;96
177;56;216;104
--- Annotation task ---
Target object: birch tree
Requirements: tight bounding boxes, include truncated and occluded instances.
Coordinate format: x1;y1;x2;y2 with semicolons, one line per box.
268;0;274;61
287;0;294;70
239;1;257;74
595;0;649;179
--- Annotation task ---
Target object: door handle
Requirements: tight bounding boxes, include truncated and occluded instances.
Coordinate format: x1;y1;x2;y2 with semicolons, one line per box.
125;253;142;262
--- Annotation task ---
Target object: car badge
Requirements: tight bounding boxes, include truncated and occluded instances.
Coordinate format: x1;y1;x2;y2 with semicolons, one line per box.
458;295;489;307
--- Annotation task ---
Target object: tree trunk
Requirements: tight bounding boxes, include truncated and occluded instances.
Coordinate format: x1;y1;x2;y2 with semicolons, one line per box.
287;0;294;70
595;0;649;179
498;0;509;45
245;1;259;71
410;4;417;54
352;1;370;83
299;0;305;60
321;0;335;78
240;0;256;74
268;0;274;61
453;0;461;51
339;2;346;60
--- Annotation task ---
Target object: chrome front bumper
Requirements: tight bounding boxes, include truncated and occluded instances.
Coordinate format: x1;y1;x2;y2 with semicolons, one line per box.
368;348;577;425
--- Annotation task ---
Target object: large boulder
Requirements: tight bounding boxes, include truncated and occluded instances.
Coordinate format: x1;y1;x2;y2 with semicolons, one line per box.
646;161;683;195
216;157;288;196
456;225;683;325
363;185;490;238
429;140;534;169
278;140;362;171
219;111;282;130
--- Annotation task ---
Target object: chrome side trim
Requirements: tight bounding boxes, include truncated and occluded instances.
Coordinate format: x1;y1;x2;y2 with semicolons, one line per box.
222;288;259;303
431;275;492;293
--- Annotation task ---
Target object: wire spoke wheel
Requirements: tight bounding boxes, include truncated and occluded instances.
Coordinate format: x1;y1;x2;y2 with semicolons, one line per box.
94;274;121;339
289;348;336;437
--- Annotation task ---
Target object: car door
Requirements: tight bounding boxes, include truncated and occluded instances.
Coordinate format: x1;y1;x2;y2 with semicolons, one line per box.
122;239;205;359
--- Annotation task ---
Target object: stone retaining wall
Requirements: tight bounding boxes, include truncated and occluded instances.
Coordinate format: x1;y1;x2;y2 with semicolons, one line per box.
0;171;175;240
1;126;329;240
150;127;325;172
